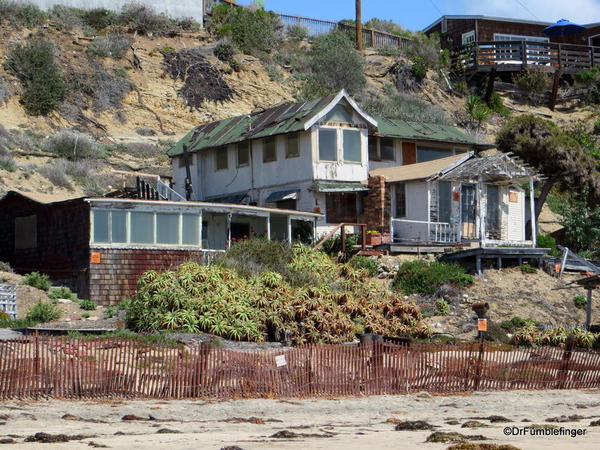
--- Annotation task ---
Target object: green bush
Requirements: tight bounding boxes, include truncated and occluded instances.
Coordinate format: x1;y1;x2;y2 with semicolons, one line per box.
410;56;428;80
79;299;97;311
42;131;106;161
520;264;537;274
48;286;76;301
537;233;559;256
500;316;538;331
83;8;117;30
574;295;587;309
22;271;51;291
0;1;46;28
320;233;359;259
4;38;67;116
513;68;552;104
218;238;291;277
118;3;171;36
349;255;380;277
26;301;60;323
0;316;38;328
103;306;117;319
214;41;236;62
86;34;131;59
436;298;450;315
392;261;474;295
286;24;309;42
465;95;490;128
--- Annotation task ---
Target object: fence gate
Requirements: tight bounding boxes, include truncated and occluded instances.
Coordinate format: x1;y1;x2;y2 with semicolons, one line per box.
0;284;17;319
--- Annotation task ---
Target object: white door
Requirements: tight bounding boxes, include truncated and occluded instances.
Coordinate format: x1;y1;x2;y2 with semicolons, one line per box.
507;188;525;241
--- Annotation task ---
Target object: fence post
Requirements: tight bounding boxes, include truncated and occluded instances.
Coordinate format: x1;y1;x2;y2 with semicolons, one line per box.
558;335;575;389
34;331;40;399
473;340;485;391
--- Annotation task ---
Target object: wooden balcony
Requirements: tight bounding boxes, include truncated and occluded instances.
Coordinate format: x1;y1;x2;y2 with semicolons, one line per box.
453;40;600;74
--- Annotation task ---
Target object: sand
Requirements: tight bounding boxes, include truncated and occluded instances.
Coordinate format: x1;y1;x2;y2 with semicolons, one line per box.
0;389;599;449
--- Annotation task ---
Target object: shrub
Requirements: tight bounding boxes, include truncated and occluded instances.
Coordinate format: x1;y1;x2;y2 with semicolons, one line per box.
286;24;309;42
0;77;12;104
42;131;106;161
90;69;133;112
520;264;537;274
465;95;490;129
118;3;171;36
219;238;291;277
0;317;38;328
87;34;131;59
26;301;60;323
22;271;51;291
513;68;552;104
405;32;444;69
38;163;73;189
410;56;428;80
349;255;380;277
103;306;117;319
301;29;366;98
436;298;450;315
83;8;117;31
214;41;236;62
392;261;474;295
48;286;76;301
5;38;67;116
574;295;587;309
79;299;97;311
537;233;559;256
0;1;46;28
320;233;359;259
49;5;85;30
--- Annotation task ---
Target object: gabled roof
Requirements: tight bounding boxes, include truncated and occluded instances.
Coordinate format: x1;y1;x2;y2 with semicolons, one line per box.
374;117;492;149
369;153;471;183
167;90;377;158
439;151;538;182
0;190;84;205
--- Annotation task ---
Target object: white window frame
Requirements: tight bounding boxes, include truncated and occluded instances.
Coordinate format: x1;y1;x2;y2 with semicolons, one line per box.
317;126;363;164
462;30;475;45
493;33;549;43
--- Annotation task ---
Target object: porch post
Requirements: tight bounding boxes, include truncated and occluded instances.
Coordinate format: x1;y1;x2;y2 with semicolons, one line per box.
478;178;486;246
227;212;232;248
287;216;292;243
529;177;537;247
266;213;271;240
198;210;203;249
426;181;431;240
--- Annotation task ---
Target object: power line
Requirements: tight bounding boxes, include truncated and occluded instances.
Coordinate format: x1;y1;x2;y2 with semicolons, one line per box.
428;0;443;16
514;0;540;20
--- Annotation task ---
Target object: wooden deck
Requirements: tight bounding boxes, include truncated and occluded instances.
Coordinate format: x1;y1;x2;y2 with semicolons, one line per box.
441;247;551;275
453;40;600;74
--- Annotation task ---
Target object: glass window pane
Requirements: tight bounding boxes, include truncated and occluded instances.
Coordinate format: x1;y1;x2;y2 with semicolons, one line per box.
395;184;406;218
417;147;453;162
131;212;154;244
438;181;452;223
112;211;127;243
182;214;199;245
318;128;337;161
368;137;378;160
216;147;228;170
343;129;361;162
286;134;299;158
380;138;394;161
237;142;249;167
263;137;277;162
93;210;109;243
157;213;179;244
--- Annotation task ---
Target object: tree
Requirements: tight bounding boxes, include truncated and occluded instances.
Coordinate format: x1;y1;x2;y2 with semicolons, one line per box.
496;114;600;223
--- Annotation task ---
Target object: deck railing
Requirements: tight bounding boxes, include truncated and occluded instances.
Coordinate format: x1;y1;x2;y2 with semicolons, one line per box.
452;40;600;73
392;219;459;244
277;13;412;50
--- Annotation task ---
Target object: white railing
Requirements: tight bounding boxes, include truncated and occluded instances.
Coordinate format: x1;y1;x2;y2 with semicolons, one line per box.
392;219;459;244
156;177;186;202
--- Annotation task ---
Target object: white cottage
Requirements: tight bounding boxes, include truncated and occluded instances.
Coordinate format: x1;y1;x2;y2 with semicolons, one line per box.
167;91;537;249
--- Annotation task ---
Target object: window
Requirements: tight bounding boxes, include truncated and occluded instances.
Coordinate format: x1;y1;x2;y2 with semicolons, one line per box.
215;147;228;170
441;18;447;33
131;212;154;244
14;215;37;250
93;210;109;243
111;211;127;243
380;137;395;161
368;137;378;160
182;214;199;245
263;137;277;163
237;142;249;167
462;30;475;45
324;104;353;124
157;213;179;244
285;134;300;158
318;128;337;161
493;33;549;42
343;129;361;163
178;155;194;168
395;184;406;218
438;181;452;223
326;193;357;223
417;147;453;162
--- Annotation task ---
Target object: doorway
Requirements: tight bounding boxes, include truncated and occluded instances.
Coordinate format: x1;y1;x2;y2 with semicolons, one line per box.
461;184;477;239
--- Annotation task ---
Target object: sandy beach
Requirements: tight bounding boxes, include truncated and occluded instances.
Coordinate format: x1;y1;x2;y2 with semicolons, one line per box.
0;389;599;449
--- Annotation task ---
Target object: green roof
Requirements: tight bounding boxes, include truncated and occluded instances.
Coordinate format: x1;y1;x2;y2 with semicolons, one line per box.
374;117;491;148
168;94;340;157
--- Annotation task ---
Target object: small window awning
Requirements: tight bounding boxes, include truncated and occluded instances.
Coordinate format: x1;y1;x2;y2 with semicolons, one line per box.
206;192;248;204
313;181;369;193
266;189;298;203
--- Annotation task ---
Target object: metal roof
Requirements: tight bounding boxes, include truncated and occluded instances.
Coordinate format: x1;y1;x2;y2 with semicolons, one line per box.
167;90;377;158
312;181;369;192
374;117;492;149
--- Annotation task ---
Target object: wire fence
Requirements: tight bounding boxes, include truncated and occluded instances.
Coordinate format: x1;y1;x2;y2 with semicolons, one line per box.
277;13;412;50
1;337;600;399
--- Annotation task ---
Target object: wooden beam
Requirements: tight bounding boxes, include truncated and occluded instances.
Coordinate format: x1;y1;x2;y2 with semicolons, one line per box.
586;288;593;330
529;177;537;246
549;70;562;111
483;67;497;105
355;0;363;51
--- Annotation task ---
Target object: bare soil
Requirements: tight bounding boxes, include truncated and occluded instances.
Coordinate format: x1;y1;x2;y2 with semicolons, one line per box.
0;389;598;449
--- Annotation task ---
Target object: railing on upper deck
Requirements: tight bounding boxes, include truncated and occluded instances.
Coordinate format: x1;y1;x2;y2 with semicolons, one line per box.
452;40;600;73
277;13;412;50
392;219;459;244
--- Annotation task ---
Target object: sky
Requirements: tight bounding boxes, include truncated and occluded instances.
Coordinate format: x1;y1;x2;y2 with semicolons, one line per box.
236;0;600;30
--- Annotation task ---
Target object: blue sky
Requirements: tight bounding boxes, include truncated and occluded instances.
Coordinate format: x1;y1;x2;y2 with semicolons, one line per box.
237;0;600;30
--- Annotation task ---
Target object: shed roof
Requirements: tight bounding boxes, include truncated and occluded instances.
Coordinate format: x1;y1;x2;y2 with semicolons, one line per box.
374;117;492;149
167;90;377;158
369;154;470;183
439;152;538;182
1;190;85;205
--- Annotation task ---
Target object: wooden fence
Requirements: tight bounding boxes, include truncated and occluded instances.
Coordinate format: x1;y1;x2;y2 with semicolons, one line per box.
277;13;412;50
1;337;600;399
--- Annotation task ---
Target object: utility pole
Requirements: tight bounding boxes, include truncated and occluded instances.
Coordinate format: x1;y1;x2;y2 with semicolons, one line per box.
355;0;363;50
